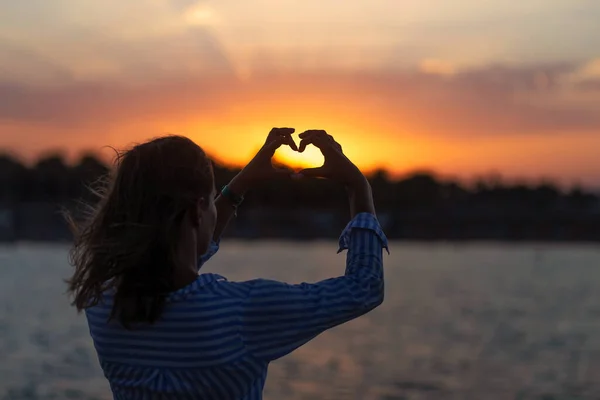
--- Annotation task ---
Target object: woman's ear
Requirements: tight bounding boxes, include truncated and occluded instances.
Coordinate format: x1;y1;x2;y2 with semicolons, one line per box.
198;196;210;210
189;200;203;227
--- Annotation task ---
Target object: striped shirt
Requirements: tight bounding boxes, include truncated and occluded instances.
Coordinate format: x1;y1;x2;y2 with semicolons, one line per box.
85;212;389;400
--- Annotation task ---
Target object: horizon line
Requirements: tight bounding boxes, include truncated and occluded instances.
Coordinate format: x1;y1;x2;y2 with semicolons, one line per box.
1;146;599;193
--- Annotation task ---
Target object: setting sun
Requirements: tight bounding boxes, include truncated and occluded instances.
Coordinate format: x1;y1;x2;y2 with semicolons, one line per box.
274;144;324;169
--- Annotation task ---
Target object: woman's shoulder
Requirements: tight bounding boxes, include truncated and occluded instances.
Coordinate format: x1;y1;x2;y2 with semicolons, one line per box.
167;275;293;304
163;273;225;303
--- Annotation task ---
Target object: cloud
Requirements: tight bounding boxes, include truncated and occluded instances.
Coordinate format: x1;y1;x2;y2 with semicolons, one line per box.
562;58;600;92
0;23;236;84
1;59;599;139
0;41;73;84
578;59;600;79
419;59;456;76
0;77;230;127
421;63;600;133
577;79;600;92
169;0;203;11
0;24;238;128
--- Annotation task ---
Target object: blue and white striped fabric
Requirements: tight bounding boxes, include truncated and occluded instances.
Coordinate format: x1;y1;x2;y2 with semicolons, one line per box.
85;212;389;399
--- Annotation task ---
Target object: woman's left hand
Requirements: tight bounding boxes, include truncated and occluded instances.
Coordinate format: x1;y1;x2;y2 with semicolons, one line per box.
228;128;297;194
242;127;297;182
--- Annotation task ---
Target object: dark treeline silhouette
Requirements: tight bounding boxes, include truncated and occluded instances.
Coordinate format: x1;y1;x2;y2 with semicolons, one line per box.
0;152;599;241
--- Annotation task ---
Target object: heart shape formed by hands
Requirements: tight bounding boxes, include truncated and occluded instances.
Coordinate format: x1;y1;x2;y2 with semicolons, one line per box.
249;127;360;185
274;141;325;171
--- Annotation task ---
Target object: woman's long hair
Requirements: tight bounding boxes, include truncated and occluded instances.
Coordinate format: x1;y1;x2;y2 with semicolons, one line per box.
65;135;214;329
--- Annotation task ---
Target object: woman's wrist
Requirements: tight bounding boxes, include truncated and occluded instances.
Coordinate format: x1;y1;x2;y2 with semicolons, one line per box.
226;168;255;195
347;178;375;217
345;174;369;194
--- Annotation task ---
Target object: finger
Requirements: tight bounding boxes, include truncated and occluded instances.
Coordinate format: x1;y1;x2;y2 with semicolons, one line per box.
274;167;294;176
298;130;333;152
270;127;295;135
263;136;299;156
269;127;295;141
298;134;329;153
298;137;310;153
297;166;328;178
269;127;297;151
298;129;326;139
326;134;342;149
265;135;299;155
298;131;316;150
282;133;298;151
262;135;286;155
332;140;342;152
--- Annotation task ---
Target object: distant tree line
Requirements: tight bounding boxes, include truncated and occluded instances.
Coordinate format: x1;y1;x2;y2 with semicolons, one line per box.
0;152;597;211
0;152;598;241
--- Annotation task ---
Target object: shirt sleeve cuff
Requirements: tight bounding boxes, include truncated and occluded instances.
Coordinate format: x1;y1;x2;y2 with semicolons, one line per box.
337;213;390;254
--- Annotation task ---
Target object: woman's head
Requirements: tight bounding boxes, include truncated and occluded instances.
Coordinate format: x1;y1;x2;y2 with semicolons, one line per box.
66;135;216;328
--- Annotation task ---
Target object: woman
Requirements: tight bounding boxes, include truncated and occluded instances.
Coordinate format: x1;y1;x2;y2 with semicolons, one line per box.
67;128;388;400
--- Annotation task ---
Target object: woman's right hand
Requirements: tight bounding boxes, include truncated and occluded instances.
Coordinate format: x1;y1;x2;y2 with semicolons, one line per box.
297;130;375;216
296;130;366;187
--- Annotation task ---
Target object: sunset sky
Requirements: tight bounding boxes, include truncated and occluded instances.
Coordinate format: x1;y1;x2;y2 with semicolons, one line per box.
1;0;599;187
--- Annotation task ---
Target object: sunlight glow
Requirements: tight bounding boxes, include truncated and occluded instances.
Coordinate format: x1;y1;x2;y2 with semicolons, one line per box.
184;4;219;26
274;145;324;169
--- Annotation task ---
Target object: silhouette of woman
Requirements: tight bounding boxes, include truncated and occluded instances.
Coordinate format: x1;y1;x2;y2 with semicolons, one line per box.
66;128;388;399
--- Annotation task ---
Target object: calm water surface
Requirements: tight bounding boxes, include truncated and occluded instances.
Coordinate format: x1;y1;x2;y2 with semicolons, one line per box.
1;241;600;400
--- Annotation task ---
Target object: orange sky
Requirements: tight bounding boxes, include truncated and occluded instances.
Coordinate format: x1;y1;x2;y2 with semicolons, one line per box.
1;0;600;187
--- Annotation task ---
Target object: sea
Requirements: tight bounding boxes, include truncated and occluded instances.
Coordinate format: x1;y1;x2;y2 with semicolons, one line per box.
1;241;600;400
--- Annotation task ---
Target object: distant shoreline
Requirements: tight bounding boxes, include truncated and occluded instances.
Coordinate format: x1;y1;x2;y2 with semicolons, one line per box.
1;204;599;242
2;154;599;243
